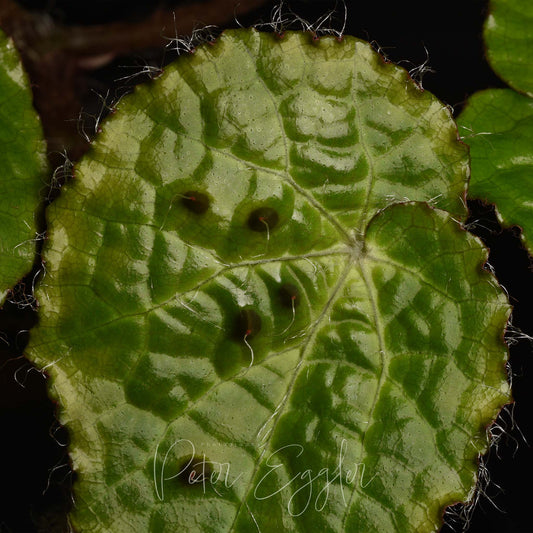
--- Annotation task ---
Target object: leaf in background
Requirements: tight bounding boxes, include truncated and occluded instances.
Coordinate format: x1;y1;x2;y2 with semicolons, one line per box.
459;89;533;251
484;0;533;97
459;0;533;252
28;30;509;532
0;28;47;303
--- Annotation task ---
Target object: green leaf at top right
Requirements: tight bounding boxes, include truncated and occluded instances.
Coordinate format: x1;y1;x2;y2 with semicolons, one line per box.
484;0;533;97
459;89;533;250
458;0;533;253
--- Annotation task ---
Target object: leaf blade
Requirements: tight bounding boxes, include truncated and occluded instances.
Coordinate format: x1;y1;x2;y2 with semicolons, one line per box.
485;0;533;96
458;88;533;251
28;29;508;533
0;28;47;302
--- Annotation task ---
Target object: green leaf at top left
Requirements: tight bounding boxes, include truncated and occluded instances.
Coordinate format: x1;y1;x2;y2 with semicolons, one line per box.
0;28;47;304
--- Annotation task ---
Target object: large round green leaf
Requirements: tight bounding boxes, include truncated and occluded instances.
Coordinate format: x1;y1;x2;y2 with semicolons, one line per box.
0;29;47;303
459;89;533;251
28;30;509;532
484;0;533;96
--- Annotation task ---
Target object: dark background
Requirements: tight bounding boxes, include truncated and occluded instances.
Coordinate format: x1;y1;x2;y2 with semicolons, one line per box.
0;0;531;531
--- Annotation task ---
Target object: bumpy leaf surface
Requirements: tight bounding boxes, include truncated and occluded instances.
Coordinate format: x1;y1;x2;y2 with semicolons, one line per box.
459;89;533;252
28;30;509;532
0;29;47;303
484;0;533;96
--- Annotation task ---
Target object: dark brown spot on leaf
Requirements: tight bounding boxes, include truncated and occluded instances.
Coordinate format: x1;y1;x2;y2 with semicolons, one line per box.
177;455;212;486
181;191;210;214
247;207;279;232
279;283;300;308
233;308;262;340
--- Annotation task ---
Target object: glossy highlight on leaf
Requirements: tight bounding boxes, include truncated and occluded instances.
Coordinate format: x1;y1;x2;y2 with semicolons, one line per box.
0;28;47;303
27;29;509;532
